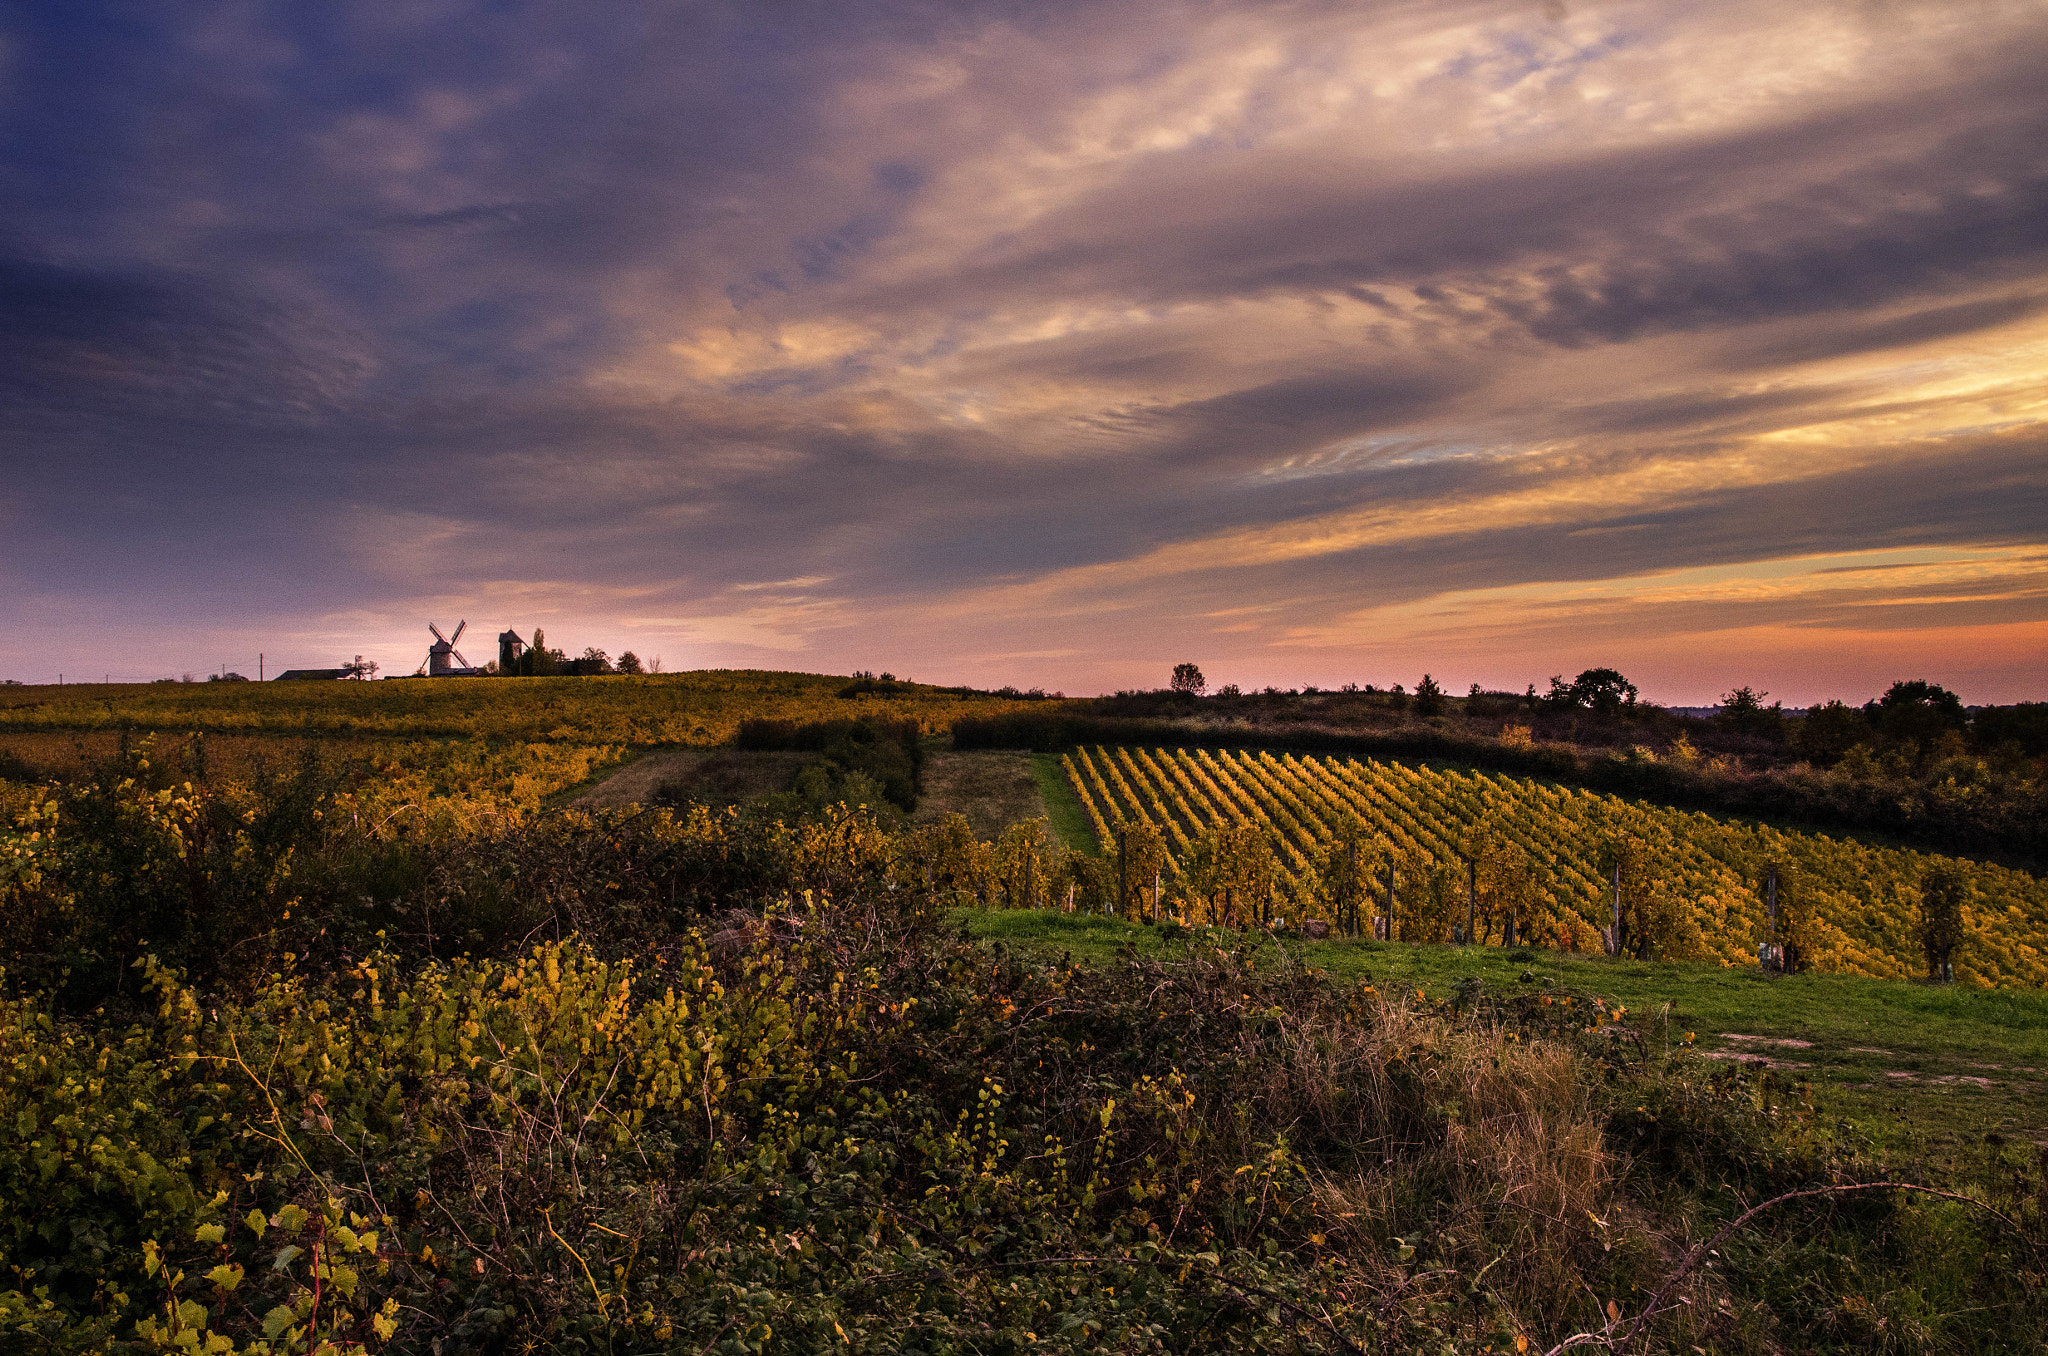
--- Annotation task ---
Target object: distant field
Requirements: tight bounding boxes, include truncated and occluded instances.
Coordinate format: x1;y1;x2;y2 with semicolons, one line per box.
0;671;1055;746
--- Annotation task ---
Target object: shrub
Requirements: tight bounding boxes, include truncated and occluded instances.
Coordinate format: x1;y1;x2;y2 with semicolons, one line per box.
1919;863;1971;981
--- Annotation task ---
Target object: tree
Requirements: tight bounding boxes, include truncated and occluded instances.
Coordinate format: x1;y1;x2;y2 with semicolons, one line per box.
523;629;559;677
340;655;378;681
616;651;644;675
1795;699;1866;766
578;647;613;675
1547;669;1638;716
1868;680;1966;752
1414;673;1445;717
1169;662;1206;696
1971;702;2048;757
1717;686;1785;741
1918;864;1969;982
1574;668;1638;716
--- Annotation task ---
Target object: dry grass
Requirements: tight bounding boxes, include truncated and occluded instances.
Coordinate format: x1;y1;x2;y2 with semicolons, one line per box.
1220;995;1688;1336
915;751;1049;840
573;748;812;809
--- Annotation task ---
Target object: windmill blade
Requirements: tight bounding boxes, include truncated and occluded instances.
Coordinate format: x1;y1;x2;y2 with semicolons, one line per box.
451;649;470;669
451;620;467;644
430;623;448;643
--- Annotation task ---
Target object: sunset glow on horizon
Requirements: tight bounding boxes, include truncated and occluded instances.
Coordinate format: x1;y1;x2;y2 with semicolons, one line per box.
3;0;2044;704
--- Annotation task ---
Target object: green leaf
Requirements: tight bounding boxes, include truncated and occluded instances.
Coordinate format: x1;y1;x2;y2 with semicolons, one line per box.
245;1208;267;1238
205;1263;244;1292
262;1305;298;1341
271;1244;304;1272
193;1223;225;1245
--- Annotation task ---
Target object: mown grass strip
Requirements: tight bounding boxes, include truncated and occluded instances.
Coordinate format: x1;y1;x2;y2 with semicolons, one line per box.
1030;752;1099;855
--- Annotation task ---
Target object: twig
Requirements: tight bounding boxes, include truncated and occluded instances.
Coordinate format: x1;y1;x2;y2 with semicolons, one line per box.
544;1206;609;1322
1544;1180;2027;1356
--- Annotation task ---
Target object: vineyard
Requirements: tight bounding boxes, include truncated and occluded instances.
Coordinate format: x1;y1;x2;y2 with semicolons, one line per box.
0;670;1049;746
1063;745;2048;988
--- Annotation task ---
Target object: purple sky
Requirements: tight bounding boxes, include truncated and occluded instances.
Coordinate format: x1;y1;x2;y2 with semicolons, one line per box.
3;0;2045;703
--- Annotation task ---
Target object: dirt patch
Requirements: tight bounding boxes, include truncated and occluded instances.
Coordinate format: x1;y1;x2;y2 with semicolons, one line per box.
571;748;703;809
1700;1051;1813;1070
571;749;813;810
915;751;1049;841
1716;1033;1815;1049
1884;1071;2000;1087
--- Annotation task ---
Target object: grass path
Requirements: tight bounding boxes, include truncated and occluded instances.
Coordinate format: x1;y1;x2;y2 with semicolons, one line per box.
959;907;2048;1170
1031;752;1099;854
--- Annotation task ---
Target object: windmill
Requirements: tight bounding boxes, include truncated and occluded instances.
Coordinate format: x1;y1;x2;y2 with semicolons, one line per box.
425;621;476;677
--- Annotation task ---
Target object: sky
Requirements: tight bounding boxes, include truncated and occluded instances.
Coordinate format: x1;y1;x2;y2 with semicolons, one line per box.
2;0;2045;704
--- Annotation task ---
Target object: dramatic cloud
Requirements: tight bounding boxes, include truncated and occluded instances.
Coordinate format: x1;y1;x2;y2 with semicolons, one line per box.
2;0;2044;701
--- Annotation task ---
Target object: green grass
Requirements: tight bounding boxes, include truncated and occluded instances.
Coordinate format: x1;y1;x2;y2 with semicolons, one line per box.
1030;752;1098;855
958;907;2048;1171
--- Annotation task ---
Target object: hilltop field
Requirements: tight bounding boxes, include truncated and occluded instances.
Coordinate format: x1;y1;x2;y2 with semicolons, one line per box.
2;671;2045;1354
0;668;1049;746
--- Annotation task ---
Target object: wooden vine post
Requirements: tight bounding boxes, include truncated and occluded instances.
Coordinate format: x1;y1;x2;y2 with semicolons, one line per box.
1763;866;1781;973
1465;855;1477;946
1117;825;1128;921
1347;839;1359;937
1385;856;1396;942
1609;861;1622;956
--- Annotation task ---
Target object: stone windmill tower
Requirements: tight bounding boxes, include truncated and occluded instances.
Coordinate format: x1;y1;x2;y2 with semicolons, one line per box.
423;621;476;676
